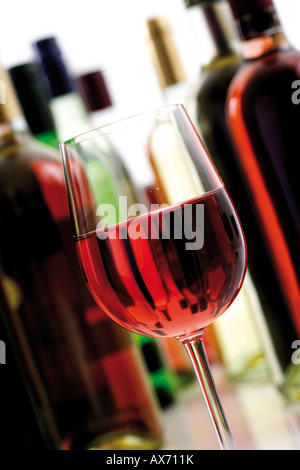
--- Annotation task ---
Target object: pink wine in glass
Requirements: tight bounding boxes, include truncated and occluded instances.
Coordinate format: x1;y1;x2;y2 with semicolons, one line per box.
76;187;246;339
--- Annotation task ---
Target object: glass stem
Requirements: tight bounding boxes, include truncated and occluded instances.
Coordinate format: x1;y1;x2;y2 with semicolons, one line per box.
182;334;237;450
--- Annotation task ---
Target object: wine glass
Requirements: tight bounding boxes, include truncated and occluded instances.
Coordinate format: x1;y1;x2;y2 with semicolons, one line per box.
60;104;247;450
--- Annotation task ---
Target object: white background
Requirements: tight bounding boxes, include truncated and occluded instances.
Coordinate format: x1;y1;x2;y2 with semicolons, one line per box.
0;0;299;115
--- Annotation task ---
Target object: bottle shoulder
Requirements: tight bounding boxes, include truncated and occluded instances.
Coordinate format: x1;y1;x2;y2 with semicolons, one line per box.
197;57;241;102
227;48;300;101
0;135;60;161
0;137;61;187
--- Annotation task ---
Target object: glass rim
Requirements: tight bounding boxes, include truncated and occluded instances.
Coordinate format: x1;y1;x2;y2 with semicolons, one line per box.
59;103;185;147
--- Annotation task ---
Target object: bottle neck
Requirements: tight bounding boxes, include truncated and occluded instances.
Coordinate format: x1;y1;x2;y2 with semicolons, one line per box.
188;1;241;64
145;17;186;90
33;39;92;141
233;5;290;60
241;32;289;60
33;38;75;99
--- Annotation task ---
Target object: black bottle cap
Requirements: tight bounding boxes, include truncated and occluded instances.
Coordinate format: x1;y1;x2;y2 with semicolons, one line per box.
78;71;113;112
227;0;274;20
227;0;280;40
33;36;74;98
9;62;56;135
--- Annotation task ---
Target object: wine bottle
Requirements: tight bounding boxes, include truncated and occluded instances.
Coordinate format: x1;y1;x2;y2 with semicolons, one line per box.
184;0;242;157
32;37;92;142
144;15;204;133
33;36;138;212
145;16;220;373
132;334;178;408
9;62;59;148
226;0;300;400
0;61;163;449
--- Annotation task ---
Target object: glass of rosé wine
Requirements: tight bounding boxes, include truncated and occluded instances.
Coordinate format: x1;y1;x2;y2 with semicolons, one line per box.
60;104;247;450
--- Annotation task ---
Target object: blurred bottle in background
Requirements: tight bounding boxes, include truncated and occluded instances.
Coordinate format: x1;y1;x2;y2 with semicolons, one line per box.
144;15;204;132
32;36;93;142
144;17;218;373
184;0;241;139
177;0;269;384
132;334;179;409
9;62;59;148
0;60;163;449
33;36;139;215
226;0;300;401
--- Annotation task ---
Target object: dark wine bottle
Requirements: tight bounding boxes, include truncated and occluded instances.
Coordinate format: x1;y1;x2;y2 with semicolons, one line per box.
0;60;163;449
226;0;300;400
